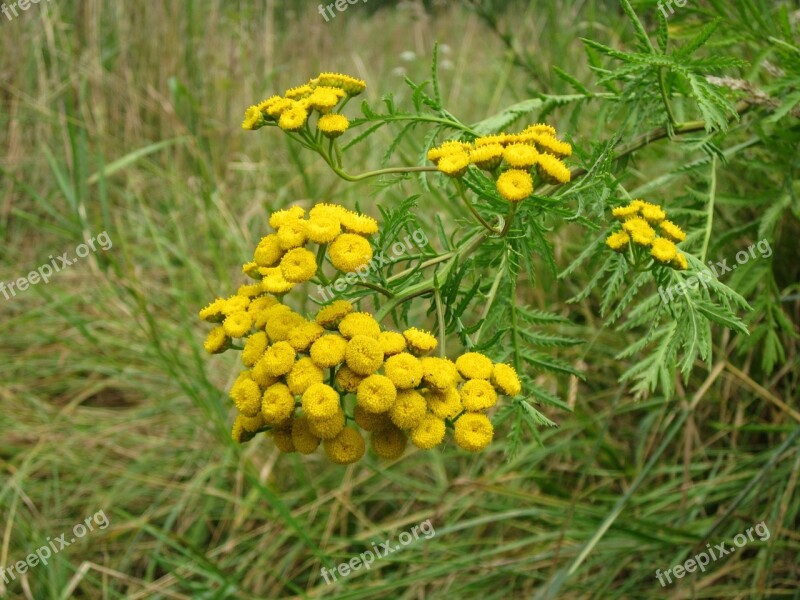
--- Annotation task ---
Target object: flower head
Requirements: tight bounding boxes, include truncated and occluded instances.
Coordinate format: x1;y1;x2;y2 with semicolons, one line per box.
389;390;427;429
242;331;268;367
309;408;346;440
339;312;381;339
280;248;318;283
223;311;253;338
323;427;366;464
503;144;539;168
371;425;407;459
651;237;678;263
329;233;373;273
454;413;494;451
316;72;367;95
420;357;459;391
278;105;308;132
659;220;686;243
403;327;437;355
437;151;470;177
454;352;493;380
339;211;379;235
316;300;353;329
346;335;384;375
269;206;305;229
230;373;261;416
491;363;522;396
469;143;504;170
286;357;325;395
460;379;498;411
605;230;631;252
261;382;295;425
317;113;349;137
622;217;656;246
378;331;407;356
242;105;265;130
204;326;230;354
291;415;321;454
496;169;534;202
262;341;296;376
309;334;349;368
302;383;340;420
410;415;446;449
536;153;571;184
384;352;423;389
286;321;324;352
354;404;392;431
426;387;463;419
334;364;365;393
357;374;397;413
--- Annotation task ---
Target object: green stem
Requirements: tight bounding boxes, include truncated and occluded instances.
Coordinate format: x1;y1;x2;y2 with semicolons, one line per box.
474;253;507;345
699;154;717;263
434;286;446;357
499;202;519;237
658;68;678;128
457;180;501;234
330;165;438;182
354;281;394;298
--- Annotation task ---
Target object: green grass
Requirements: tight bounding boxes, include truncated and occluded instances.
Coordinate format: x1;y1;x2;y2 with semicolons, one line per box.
1;1;798;598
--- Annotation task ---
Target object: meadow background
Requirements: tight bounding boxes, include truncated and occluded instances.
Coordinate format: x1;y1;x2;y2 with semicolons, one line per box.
1;0;798;598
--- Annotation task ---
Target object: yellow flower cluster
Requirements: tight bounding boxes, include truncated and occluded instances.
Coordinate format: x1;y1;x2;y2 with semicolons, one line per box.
242;72;365;137
605;199;688;269
426;123;572;202
199;204;523;464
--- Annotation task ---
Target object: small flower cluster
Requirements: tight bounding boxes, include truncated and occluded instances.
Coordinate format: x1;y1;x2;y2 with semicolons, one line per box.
198;205;522;464
241;72;366;137
426;123;572;202
605;199;688;269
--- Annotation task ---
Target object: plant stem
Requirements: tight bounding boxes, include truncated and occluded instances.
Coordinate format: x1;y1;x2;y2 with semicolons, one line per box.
700;154;717;263
329;165;438;182
457;180;501;234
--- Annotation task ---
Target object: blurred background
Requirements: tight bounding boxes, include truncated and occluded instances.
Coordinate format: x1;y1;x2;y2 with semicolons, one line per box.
1;0;798;598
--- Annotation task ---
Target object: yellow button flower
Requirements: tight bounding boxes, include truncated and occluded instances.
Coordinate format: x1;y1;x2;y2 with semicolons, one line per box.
345;335;384;375
254;234;284;267
605;230;631;252
237;412;265;434
262;341;296;377
612;204;640;220
277;219;308;250
389;390;427;429
265;308;305;341
659;220;686;243
328;233;373;273
222;295;250;315
503;143;539;168
261;382;295;425
269;206;305;229
640;203;666;224
378;331;407;356
354;404;392;432
651;237;678;263
223;311;253;338
469;143;504;170
317;113;349;138
339;312;381;339
371;425;407;459
284;84;314;100
286;357;325;395
261;268;295;295
278;104;308;132
460;379;498;411
437;151;470;177
242;105;265;130
316;300;354;329
323;427;366;464
496;168;534;202
280;247;318;283
454;413;494;451
309;334;348;368
271;426;295;453
306;214;342;244
339;211;379;235
410;415;446;449
384;352;423;389
204;326;229;354
334;364;365;393
426;387;463;420
241;331;268;367
231;417;256;444
250;357;279;388
291;415;321;454
454;352;493;380
287;321;324;352
672;252;689;270
532;133;572;157
302;383;340;420
536;153;571;184
316;72;366;96
199;298;227;323
420;357;459;391
491;363;522;396
356;374;397;413
403;327;437;355
308;407;346;440
230;373;261;417
622;217;656;246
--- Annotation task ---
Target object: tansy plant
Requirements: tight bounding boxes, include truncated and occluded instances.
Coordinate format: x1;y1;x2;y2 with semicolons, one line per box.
200;1;768;459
